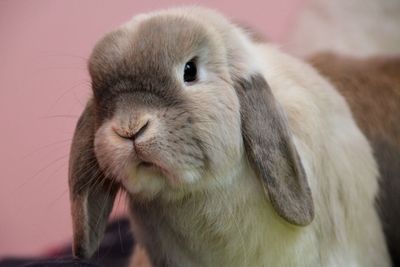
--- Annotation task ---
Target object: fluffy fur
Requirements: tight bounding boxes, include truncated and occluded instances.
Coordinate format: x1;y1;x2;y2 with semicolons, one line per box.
68;7;391;267
309;53;400;266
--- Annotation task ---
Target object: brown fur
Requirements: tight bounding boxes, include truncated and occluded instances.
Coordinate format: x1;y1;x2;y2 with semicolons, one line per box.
309;52;400;265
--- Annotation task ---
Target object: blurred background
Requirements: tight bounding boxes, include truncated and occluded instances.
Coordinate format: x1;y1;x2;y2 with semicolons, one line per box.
0;0;305;257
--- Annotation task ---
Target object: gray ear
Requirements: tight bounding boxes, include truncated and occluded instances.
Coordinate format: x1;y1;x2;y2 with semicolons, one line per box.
68;100;119;259
235;74;314;226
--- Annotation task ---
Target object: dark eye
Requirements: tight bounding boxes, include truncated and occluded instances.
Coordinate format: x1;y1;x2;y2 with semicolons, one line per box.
184;60;197;83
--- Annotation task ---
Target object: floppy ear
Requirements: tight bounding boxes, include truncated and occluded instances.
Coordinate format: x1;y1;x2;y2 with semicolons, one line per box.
235;74;314;226
68;100;119;259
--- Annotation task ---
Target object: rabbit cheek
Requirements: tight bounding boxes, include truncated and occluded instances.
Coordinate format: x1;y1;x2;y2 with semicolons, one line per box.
94;121;135;182
93;120;164;196
93;116;199;197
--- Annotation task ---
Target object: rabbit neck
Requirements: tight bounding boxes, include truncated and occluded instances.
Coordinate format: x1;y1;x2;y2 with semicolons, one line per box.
129;159;320;267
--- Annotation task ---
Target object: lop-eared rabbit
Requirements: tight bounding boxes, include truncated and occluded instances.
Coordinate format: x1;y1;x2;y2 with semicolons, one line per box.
68;7;399;267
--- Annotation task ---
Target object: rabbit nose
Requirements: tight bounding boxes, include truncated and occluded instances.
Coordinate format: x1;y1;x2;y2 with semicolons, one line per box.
131;120;149;141
114;120;150;142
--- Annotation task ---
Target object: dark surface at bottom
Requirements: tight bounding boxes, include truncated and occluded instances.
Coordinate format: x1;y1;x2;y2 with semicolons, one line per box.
0;218;134;267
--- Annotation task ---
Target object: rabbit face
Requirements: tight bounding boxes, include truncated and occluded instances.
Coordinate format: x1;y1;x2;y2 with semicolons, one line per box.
90;16;242;199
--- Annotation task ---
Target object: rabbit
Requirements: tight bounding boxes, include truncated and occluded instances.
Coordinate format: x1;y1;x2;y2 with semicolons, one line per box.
68;7;392;267
309;53;400;266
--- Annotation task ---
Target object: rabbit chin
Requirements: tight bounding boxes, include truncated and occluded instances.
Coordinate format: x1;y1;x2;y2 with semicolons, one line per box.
121;161;204;201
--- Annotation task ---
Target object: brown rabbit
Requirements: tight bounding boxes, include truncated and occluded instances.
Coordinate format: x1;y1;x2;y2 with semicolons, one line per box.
69;7;392;267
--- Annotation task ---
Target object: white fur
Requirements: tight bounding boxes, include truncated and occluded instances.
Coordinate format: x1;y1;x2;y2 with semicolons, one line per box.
114;7;391;267
252;43;390;266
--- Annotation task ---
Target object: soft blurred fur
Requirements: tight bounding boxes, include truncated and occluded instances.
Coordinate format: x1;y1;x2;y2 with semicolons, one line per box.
287;0;400;57
309;53;400;266
290;0;400;265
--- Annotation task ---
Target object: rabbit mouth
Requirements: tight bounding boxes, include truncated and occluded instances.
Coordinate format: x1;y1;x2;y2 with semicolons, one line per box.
136;158;180;186
138;161;154;168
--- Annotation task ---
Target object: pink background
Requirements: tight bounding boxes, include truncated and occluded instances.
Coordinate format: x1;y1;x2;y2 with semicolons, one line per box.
0;0;304;257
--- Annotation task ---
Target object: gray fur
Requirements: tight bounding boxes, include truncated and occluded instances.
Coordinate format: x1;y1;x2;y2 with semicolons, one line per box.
68;100;119;258
235;75;314;226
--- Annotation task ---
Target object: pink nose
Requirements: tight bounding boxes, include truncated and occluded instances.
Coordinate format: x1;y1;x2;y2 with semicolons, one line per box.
114;120;149;141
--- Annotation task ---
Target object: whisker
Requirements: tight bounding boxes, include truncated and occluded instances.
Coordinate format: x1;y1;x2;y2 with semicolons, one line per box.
42;160;68;185
47;187;70;209
39;114;80;120
17;154;69;190
115;191;126;253
93;176;118;257
75;161;104;194
37;52;89;62
20;138;72;160
46;80;90;113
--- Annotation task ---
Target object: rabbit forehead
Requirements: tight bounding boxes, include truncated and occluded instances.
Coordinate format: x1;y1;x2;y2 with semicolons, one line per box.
88;15;216;86
131;15;212;61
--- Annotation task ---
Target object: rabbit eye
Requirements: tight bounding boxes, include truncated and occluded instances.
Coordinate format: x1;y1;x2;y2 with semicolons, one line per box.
184;60;197;83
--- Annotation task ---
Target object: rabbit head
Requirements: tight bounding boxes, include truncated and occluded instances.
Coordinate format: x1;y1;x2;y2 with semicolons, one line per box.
69;7;314;259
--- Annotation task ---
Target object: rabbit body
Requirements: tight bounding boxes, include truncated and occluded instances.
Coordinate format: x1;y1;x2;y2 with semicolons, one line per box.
69;7;391;267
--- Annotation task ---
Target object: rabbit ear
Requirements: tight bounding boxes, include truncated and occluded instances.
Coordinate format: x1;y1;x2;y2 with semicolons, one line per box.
68;100;119;259
235;74;314;226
